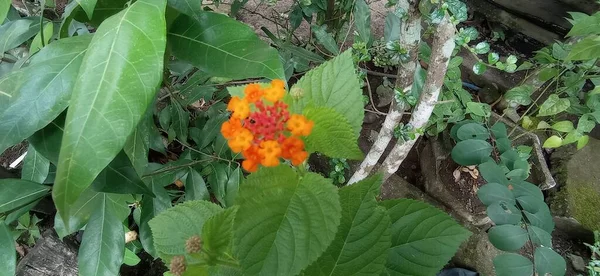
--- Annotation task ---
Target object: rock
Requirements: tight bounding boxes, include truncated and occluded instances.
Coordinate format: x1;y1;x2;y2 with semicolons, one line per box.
568;254;587;272
16;230;78;276
549;138;600;232
450;231;502;276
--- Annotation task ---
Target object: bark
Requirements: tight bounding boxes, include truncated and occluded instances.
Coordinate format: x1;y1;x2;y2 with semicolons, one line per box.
381;16;456;182
348;0;421;184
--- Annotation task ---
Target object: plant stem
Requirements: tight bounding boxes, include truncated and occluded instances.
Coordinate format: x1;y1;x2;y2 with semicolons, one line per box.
380;16;456;182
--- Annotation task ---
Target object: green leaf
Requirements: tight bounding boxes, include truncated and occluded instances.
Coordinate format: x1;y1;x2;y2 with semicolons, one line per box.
511;180;544;201
538;95;570;117
0;35;92;154
168;11;284;80
0;0;9;24
0;223;15;275
488;52;499;64
380;199;471;275
190;114;228;150
551;121;574;132
543;135;563;148
170;102;189;142
523;205;554;233
78;195;125;276
208;162;229;206
506;55;518;64
487;202;522;225
29;22;53;55
21;145;50;184
451;139;493;166
185;168;209;201
303;174;391;276
54;189;132;238
488;225;528;251
167;0;201;18
478;161;509;185
493;254;533;276
312;24;340;55
139;177;171;257
149;200;222;262
91;152;155;196
491;122;508;139
353;0;371;45
124;113;151;176
567;12;600;37
202;206;238;262
466;102;490;117
456;123;489;140
472;61;487;75
527;225;552;247
288;51;364;137
534;247;566;276
384;12;400;42
567;35;600;60
77;0;98;19
577;135;590;149
0;17;41;53
538;67;559;82
234;166;341;276
0;179;50;213
123;248;141;266
303;107;363;160
474;42;490;54
504;85;534;106
53;0;167;223
477;183;515;206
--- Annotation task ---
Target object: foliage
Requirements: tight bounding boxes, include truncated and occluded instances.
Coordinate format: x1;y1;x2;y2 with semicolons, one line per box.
585;231;600;276
328;158;350;185
450;121;566;275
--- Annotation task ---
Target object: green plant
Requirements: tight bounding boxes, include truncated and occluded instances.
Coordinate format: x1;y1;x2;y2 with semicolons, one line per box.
585;231;600;276
328;158;350;184
450;120;566;275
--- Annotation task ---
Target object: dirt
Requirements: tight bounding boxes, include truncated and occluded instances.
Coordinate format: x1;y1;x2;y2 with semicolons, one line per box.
0;141;27;171
438;156;487;215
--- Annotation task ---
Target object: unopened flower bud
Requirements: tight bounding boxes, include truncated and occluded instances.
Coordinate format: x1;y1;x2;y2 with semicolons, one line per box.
185;235;203;254
170;255;186;276
290;87;304;100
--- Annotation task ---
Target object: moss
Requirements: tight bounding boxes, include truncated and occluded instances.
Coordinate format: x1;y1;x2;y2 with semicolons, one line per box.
568;185;600;231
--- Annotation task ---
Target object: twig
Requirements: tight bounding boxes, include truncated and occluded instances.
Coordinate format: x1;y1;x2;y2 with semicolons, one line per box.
361;68;397;79
365;74;386;115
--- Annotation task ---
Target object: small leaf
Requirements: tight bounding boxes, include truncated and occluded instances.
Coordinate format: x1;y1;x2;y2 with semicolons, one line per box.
77;0;98;19
456;123;489;140
527;225;552;247
303;107;363;160
124;113;151;176
353;0;371;45
537;121;552;129
202;207;238;262
451;139;493;166
123;248;141;266
538;95;570;116
577;135;590;149
534;247;566;276
0;179;50;213
312;24;340;55
0;222;15;276
491;122;508;139
466;102;491;117
169;102;189;142
486;202;522;225
506;55;518;64
477;183;515;206
185;168;209;201
523;205;555;234
473;42;490;54
543;135;563;148
488;52;499;64
29;22;53;55
493;254;533;276
472;61;487;75
21;145;50;184
488;225;528;251
504;85;534;106
139;177;171;257
380;199;471;275
478;161;509;185
551;121;574;132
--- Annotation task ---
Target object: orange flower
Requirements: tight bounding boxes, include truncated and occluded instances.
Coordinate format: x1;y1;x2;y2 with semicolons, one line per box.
242;145;262;172
286;114;314;136
227;96;250;119
259;140;281;167
281;136;308;165
263;86;285;103
244;84;263;103
220;118;242;139
227;128;253;153
271;79;285;89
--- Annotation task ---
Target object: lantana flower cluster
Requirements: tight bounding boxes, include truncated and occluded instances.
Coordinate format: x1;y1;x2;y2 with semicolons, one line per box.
220;80;314;172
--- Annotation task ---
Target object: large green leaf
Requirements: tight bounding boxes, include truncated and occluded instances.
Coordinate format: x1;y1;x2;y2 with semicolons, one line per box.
451;139;493;166
488;225;528;251
139;177;172;257
0;35;91;154
303;107;363;160
287;51;364;137
0;17;41;53
493;253;533;276
0;222;15;275
168;11;284;80
166;0;201;18
78;195;125;276
567;12;600;36
149;200;222;262
538;94;570;117
0;179;50;214
77;0;98;19
534;247;566;276
54;188;133;238
234;166;341;276
567;35;600;60
202;206;238;262
53;0;166;223
380;199;471;276
477;183;514;206
303;174;391;276
21;145;50;184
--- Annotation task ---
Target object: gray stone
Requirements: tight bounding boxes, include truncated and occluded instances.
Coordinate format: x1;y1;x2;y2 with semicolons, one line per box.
568;254;587;272
16;230;78;276
549;138;600;232
451;231;502;276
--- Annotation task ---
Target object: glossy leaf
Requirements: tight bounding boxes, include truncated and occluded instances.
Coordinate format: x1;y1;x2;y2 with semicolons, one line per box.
568;35;600;60
473;42;490;54
168;11;284;80
78;195;125;276
303;174;391;276
488;53;499;64
0;223;15;275
21;145;50;184
149;200;222;261
123;248;141;266
91;152;154;196
167;0;201;19
543;135;563;149
53;0;167;222
0;17;41;53
451;139;493;166
77;0;98;19
534;247;566;275
551;121;574;132
0;35;92;154
504;85;533;106
29;22;53;55
380;199;471;275
303;107;363;160
493;253;533;276
0;179;50;213
288;51;364;137
234;166;341;276
488;225;528;251
472;62;486;75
